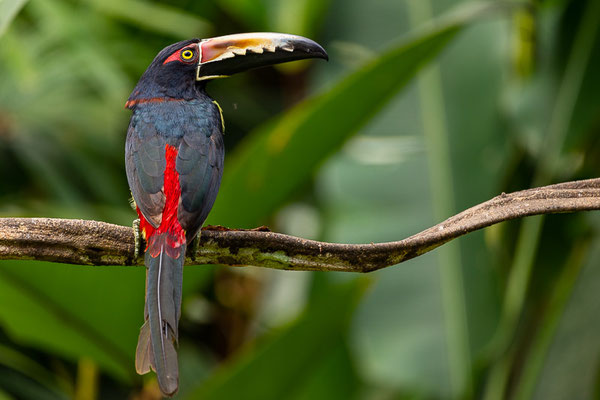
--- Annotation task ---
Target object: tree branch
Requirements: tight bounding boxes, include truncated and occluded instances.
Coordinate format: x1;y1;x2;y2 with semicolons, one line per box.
1;178;599;272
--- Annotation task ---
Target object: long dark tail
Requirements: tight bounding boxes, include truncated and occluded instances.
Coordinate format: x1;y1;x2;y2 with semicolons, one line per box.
135;233;185;397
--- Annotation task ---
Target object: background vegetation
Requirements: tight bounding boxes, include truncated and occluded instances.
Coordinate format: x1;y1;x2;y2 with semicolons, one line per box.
0;0;599;398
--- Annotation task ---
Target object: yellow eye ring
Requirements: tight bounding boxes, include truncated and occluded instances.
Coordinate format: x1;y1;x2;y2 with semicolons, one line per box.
181;49;194;60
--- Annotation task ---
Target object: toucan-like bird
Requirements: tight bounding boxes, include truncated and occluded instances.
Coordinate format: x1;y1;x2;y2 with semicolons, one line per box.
125;33;327;396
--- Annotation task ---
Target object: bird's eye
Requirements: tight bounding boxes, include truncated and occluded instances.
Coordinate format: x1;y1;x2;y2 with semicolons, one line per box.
180;49;195;61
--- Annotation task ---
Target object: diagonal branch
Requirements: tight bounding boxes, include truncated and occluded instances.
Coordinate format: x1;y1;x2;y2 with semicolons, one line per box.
0;178;599;273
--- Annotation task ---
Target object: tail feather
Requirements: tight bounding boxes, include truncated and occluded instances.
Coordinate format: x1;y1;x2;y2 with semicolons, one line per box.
135;321;152;374
136;233;185;397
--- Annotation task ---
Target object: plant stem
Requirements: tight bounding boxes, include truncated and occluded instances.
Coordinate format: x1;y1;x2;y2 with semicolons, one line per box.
407;0;472;397
484;1;600;398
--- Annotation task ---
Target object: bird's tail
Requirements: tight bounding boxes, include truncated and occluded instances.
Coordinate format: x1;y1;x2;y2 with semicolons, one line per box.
135;232;185;397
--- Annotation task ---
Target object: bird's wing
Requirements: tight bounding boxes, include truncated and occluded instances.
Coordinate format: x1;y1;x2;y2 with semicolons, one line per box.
176;113;224;239
125;115;167;228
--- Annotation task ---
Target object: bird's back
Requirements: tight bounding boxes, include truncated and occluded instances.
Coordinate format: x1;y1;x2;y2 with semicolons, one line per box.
125;96;224;241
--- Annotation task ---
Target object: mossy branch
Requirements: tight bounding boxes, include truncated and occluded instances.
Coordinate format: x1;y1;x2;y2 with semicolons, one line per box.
1;178;599;272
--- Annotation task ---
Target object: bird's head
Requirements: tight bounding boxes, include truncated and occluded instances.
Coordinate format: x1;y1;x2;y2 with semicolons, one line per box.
127;32;328;106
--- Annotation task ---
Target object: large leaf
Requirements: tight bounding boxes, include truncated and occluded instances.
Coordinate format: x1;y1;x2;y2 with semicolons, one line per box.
271;0;332;39
0;344;68;399
0;389;12;400
216;0;268;31
0;0;28;37
529;223;600;400
86;0;211;39
185;278;367;399
0;260;214;382
208;4;498;228
315;3;515;398
319;142;453;395
0;261;144;380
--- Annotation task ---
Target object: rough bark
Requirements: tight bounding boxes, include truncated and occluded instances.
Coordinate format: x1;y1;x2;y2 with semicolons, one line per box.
1;178;599;272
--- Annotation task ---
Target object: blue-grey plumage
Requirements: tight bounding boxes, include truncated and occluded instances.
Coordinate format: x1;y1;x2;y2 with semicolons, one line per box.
126;98;224;238
126;97;223;397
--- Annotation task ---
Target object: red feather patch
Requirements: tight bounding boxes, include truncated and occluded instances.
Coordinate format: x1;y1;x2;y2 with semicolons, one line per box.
138;144;186;258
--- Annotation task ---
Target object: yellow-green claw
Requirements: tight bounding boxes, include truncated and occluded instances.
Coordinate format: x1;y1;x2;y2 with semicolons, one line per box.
132;219;144;259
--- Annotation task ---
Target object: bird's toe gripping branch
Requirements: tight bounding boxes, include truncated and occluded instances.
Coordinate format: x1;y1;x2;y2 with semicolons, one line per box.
132;219;145;260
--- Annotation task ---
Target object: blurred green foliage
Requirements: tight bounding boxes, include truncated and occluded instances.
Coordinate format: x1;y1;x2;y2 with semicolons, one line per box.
0;0;599;399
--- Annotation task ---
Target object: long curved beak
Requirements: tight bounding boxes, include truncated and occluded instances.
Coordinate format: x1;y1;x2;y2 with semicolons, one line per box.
196;32;328;81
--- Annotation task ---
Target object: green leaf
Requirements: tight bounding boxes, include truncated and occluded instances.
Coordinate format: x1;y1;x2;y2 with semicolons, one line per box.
87;0;211;39
0;344;68;398
271;0;332;38
0;260;214;381
0;261;210;380
0;0;28;37
0;371;62;400
0;389;14;400
526;233;600;399
285;340;360;400
208;12;463;228
216;0;268;30
313;3;521;397
0;261;144;380
186;278;368;399
514;239;588;400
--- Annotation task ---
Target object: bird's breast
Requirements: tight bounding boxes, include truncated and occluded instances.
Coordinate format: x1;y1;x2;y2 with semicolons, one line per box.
131;98;222;140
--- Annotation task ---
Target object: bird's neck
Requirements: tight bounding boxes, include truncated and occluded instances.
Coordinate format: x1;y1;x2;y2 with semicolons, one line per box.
126;76;207;109
126;83;209;110
125;97;183;109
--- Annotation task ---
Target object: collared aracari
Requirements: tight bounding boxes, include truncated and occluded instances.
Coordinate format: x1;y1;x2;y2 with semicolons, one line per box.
125;33;327;397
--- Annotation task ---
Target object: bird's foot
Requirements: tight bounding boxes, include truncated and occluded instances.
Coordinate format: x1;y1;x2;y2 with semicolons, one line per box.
132;219;145;259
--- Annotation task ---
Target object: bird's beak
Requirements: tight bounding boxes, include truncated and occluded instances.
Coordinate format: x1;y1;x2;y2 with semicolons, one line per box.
196;32;328;81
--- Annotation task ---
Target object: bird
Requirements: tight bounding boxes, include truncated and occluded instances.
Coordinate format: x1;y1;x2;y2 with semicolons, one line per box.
124;32;327;397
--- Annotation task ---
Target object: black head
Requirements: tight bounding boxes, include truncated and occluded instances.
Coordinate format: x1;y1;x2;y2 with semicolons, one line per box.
127;39;202;105
127;33;328;107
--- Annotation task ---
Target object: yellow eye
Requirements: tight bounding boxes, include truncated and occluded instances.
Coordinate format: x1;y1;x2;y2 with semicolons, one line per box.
181;49;195;60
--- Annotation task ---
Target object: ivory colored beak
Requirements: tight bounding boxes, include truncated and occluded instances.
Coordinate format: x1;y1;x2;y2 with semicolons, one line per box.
196;32;328;80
